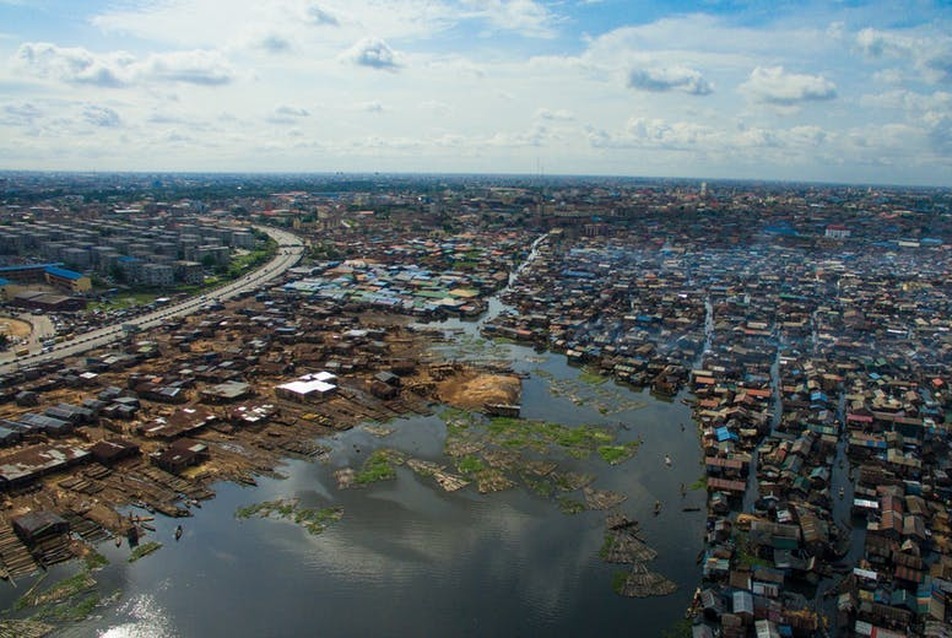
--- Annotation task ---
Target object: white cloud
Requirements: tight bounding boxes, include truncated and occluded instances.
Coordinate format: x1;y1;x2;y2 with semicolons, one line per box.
267;104;311;124
360;101;384;113
605;117;716;149
274;104;310;117
535;108;575;121
256;34;293;54
141;50;235;85
82;104;121;128
740;66;836;106
343;37;401;71
15;42;133;87
856;27;952;85
627;65;713;95
14;43;236;87
1;101;42;126
2;1;950;184
305;4;340;27
460;0;560;38
856;27;910;59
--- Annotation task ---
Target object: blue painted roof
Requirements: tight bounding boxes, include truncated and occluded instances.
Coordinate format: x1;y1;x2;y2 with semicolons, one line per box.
45;266;84;281
715;426;738;442
0;262;61;272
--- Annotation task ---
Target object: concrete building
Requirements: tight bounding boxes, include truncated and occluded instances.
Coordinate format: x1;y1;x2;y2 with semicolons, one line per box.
139;263;175;287
275;371;338;403
173;260;204;285
45;266;91;293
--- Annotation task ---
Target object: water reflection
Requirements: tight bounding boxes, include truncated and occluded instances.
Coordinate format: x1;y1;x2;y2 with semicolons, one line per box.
41;341;705;638
98;591;179;638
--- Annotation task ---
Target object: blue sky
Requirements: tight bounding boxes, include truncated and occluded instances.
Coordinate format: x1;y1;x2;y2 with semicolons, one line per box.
1;0;950;186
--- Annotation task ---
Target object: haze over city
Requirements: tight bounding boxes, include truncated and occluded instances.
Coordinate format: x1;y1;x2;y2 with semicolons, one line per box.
1;0;950;186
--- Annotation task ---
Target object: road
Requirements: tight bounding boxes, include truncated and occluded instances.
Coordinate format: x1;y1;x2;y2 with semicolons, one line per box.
0;225;305;375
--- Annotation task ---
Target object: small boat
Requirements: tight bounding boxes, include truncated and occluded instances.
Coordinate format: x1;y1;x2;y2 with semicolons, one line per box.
664;454;673;467
175;525;183;541
654;500;663;515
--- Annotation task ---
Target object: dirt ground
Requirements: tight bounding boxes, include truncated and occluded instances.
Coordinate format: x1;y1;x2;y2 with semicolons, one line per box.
436;372;521;410
0;318;32;338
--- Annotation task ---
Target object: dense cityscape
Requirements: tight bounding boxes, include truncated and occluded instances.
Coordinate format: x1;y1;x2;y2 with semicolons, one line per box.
0;172;949;636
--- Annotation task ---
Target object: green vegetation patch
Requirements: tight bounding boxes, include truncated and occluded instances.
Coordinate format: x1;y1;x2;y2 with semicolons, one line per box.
355;449;401;485
128;541;163;563
89;292;157;312
83;549;109;571
558;497;586;515
16;572;96;611
597;442;640;465
578;368;609;386
45;593;101;622
14;562;110;623
456;455;486;476
224;241;277;280
611;571;628;595
236;499;344;535
733;533;770;569
485;417;615;458
599;533;617;559
688;476;707;491
521;475;555;498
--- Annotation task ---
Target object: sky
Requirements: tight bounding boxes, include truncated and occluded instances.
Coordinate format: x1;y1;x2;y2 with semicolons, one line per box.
0;0;950;186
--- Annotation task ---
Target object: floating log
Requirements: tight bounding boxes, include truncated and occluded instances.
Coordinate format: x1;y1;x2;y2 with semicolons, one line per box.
483;403;521;418
583;486;628;510
616;562;677;598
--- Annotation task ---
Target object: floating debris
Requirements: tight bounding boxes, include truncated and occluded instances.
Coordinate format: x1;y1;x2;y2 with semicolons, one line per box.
539;371;648;416
521;460;557;476
0;620;54;638
406;458;440;477
601;514;657;564
583;486;627;510
128;541;163;563
444;438;485;458
613;562;677;598
482;448;521;470
334;467;356;489
363;424;395;438
406;458;469;492
474;467;515;494
235;499;343;535
558;497;586;515
551;471;595;492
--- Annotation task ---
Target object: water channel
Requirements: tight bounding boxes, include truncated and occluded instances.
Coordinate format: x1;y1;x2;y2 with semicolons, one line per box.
2;235;710;637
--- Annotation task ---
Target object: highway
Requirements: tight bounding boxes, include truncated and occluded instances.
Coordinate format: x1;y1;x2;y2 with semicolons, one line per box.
0;225;305;375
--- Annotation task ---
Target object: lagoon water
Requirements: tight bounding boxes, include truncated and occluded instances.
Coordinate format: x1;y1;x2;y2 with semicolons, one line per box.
3;241;708;637
3;340;707;638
